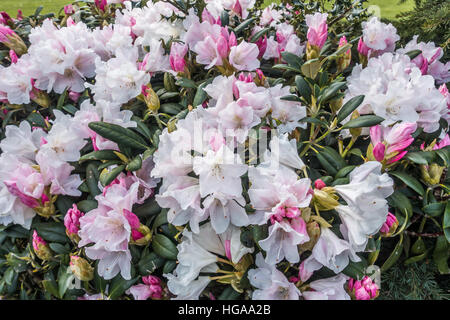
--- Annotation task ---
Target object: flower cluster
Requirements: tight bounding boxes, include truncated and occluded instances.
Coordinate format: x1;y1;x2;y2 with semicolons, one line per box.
0;0;448;301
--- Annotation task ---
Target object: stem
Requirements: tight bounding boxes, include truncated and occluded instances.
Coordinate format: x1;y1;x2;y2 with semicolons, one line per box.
342;137;356;158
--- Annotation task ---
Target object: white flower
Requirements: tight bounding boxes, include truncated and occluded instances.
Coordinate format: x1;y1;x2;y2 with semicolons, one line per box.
362;16;399;54
259;218;309;264
308;227;359;273
193;144;247;198
302;274;350;300
248;253;301;300
0;121;46;161
229;41;260;71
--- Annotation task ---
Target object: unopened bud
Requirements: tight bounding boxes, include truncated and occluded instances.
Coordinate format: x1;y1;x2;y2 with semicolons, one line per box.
130;224;152;246
306;42;320;61
421;163;445;185
32;230;53;261
142;85;160;113
70;256;94;281
380;212;398;237
348;276;379;300
311;187;339;211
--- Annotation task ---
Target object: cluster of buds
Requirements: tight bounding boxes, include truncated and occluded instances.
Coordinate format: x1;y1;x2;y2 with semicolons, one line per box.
379;212;399;237
0;24;27;56
368;122;417;165
94;0;108;13
348;276;379;300
127;275;164;300
64;204;84;243
70;256;94;281
124;209;152;246
32;230;53;261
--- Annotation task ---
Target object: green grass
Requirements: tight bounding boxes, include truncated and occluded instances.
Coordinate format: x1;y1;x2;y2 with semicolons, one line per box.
0;0;70;16
262;0;415;20
0;0;414;20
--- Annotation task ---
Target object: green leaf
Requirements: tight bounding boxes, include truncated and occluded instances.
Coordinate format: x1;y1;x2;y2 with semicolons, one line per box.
316;152;338;176
88;122;149;151
433;236;449;274
159;103;184;115
192;79;212;107
388;190;413;218
405;49;422;60
341;115;384;129
295;75;312;103
318;82;346;104
126;155;142;172
99;165;126;187
152;209;168;231
49;243;70;254
162;260;177;274
280;95;302;102
86;163;101;197
390;171;425;196
175;78;197;89
423;202;446;217
321;147;347;170
281;51;303;70
58;266;75;299
342;258;368;279
233;17;257;35
272;64;301;73
79;150;119;163
108;275;138;300
411;237;426;255
301;59;321;79
250;27;270;43
444;202;450;243
77;200;98;213
32;222;69;243
138;251;165;275
218;286;241;300
405;151;435;165
335;165;356;179
56;88;68;108
336;95;365;123
134;199;161;218
381;233;404;272
26;112;46;128
42;279;59;298
299;117;327;127
152;234;178;260
404;249;429;266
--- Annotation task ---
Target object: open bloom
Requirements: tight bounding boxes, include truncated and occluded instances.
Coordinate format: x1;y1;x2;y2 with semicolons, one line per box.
302;274;350;300
248;253;301;300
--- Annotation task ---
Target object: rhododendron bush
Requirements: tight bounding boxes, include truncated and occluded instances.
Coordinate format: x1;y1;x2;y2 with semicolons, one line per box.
0;0;449;300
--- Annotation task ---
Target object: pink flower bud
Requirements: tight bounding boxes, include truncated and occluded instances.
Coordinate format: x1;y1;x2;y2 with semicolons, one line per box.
131;229;144;241
123;209;140;230
143;275;161;286
305;13;328;49
228;31;237;48
169;42;188;73
0;24;15;44
0;12;13;25
232;0;243;17
357;37;370;56
64;204;84;236
95;0;107;12
373;142;386;162
68;91;81;102
16;10;23;20
413;53;428;75
64;4;75;15
201;9;216;24
434;134;450;150
32;230;46;251
339;36;350;54
216;35;229;59
9;49;17;63
314;179;326;190
348;276;379;300
380;212;398;235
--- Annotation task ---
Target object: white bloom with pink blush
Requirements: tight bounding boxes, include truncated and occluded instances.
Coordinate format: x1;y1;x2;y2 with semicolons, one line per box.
229;41;260;71
305;12;328;49
303;274;350;300
248;253;301;300
361;16;399;55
